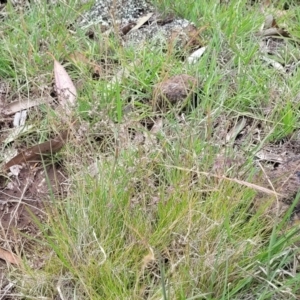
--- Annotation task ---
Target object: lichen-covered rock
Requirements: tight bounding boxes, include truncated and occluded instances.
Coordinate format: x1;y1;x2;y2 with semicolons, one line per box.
78;0;154;30
77;1;202;53
124;17;200;51
153;74;198;112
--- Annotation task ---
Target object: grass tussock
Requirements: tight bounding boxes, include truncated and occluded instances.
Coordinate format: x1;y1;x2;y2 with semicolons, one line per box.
1;0;300;299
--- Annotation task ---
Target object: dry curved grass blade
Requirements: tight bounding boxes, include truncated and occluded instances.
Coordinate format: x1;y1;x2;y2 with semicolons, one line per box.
164;164;283;197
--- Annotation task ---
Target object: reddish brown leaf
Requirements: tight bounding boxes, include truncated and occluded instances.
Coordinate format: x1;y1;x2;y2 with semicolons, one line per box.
4;131;69;171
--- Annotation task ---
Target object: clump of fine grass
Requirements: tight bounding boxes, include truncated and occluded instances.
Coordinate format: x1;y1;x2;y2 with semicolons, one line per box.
2;0;300;299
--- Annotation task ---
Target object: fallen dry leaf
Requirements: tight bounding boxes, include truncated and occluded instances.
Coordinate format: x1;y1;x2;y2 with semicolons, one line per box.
54;60;77;115
129;13;153;32
0;247;20;265
3;130;69;171
257;27;289;38
187;47;206;64
2;97;52;116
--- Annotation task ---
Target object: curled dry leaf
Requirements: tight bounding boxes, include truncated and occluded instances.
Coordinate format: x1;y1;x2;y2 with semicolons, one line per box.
0;247;20;265
54;60;77;115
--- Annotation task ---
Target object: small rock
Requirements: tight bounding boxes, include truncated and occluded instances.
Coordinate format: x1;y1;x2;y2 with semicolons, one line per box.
124;17;201;52
78;2;202;53
153;74;198;111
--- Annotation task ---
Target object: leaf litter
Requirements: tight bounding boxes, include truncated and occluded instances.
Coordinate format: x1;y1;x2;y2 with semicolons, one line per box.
0;58;76;274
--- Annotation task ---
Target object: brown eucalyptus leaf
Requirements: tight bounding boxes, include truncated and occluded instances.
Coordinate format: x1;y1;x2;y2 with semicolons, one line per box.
54;60;77;115
0;248;20;265
3;131;69;171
